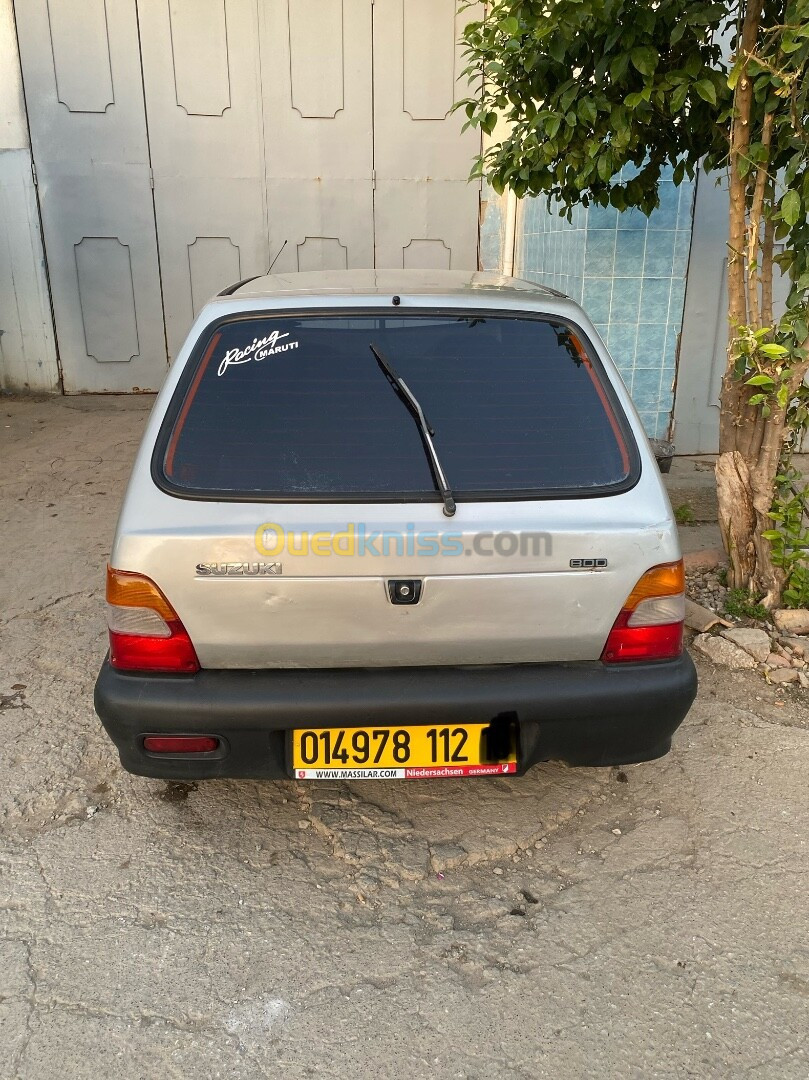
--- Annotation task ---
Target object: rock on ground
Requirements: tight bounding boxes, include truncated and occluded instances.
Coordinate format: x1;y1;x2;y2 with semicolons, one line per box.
773;609;809;635
721;627;772;664
769;668;799;684
781;637;808;657
692;633;758;669
767;651;792;669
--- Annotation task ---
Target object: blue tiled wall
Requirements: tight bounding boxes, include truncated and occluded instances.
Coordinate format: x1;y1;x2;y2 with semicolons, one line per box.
516;166;695;439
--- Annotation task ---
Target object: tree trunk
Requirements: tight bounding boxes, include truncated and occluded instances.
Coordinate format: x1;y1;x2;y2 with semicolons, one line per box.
716;0;775;599
716;452;756;585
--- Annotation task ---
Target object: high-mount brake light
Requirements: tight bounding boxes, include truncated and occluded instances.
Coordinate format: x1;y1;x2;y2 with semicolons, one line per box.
106;566;200;673
601;561;685;664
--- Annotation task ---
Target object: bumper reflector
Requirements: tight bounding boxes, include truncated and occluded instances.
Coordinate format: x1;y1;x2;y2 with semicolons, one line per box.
143;735;219;754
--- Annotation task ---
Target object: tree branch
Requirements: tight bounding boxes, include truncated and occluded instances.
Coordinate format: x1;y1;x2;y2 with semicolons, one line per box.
722;0;765;453
761;194;775;329
747;110;774;330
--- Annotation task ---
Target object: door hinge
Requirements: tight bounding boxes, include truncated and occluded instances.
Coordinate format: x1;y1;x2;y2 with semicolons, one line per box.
31;160;38;187
372;169;376;190
149;168;154;190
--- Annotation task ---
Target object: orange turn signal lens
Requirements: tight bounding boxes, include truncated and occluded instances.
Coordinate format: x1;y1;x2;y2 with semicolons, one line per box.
622;560;684;611
106;566;177;621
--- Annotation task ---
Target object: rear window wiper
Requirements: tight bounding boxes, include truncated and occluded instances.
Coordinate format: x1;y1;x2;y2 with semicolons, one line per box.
370;344;456;517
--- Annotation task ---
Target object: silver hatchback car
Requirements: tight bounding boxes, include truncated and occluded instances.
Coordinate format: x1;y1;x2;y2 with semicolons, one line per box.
94;270;697;781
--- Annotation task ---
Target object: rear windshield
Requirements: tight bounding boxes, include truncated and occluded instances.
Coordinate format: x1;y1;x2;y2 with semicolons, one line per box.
156;312;637;501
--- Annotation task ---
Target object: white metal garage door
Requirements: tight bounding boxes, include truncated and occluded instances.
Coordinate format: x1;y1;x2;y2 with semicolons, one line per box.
14;0;482;392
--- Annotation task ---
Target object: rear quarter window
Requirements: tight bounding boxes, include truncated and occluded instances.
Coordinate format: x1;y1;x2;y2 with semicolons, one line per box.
155;311;639;501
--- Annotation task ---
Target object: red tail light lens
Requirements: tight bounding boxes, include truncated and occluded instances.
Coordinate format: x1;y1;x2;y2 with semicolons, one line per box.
602;561;685;664
601;615;684;663
143;735;219;754
109;624;200;673
106;567;200;673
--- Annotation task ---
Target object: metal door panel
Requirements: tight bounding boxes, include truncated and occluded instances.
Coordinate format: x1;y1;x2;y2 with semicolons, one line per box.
371;0;482;271
264;180;375;273
373;180;480;270
260;0;373;179
137;0;269;358
14;0;167;391
372;0;483;181
258;0;374;270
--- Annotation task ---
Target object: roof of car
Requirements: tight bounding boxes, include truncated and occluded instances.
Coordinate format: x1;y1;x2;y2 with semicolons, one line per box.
222;269;567;302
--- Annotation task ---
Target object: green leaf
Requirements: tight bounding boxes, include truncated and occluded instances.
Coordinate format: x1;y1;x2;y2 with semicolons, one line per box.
501;16;520;36
761;530;782;541
670;20;686;45
781;189;801;227
548;35;568;64
745;374;775;386
481;111;498;135
577;97;597;125
727;57;744;91
630;46;659;76
684;52;702;78
747;393;767;405
670;83;689;113
758;343;789;359
610;52;630;81
694;79;717;105
597;154;613;181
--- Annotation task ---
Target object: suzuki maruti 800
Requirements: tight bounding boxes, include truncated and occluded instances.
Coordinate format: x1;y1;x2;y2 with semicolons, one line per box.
94;270;697;780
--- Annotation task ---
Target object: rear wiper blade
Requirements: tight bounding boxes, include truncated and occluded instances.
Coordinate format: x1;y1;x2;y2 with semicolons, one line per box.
370;343;456;517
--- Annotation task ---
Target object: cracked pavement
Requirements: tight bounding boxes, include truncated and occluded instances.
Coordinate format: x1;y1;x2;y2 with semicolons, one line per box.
1;395;808;1078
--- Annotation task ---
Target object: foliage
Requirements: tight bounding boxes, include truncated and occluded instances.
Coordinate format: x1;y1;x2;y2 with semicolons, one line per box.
762;467;809;607
724;587;771;621
459;0;731;207
732;325;793;418
674;503;696;525
458;0;809;605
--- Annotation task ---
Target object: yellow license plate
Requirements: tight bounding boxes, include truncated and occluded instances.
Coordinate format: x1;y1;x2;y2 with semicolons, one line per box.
291;723;518;779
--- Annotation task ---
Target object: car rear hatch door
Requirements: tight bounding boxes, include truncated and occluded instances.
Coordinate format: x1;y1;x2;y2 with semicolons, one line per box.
115;308;678;667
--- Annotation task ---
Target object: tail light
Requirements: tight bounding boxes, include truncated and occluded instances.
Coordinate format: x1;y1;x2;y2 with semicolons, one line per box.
106;566;200;673
601;561;685;663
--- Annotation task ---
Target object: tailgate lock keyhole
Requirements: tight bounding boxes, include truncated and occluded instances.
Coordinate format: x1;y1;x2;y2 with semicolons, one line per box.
388;579;422;605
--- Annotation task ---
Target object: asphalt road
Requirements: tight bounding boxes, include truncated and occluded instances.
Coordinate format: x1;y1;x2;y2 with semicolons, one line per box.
1;396;808;1079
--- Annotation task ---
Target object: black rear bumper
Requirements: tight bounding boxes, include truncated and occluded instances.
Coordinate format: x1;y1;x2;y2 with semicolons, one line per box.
94;654;697;779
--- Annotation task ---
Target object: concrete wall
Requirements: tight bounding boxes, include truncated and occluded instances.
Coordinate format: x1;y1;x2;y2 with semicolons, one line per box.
671;172;727;454
0;0;59;392
673;170;793;454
